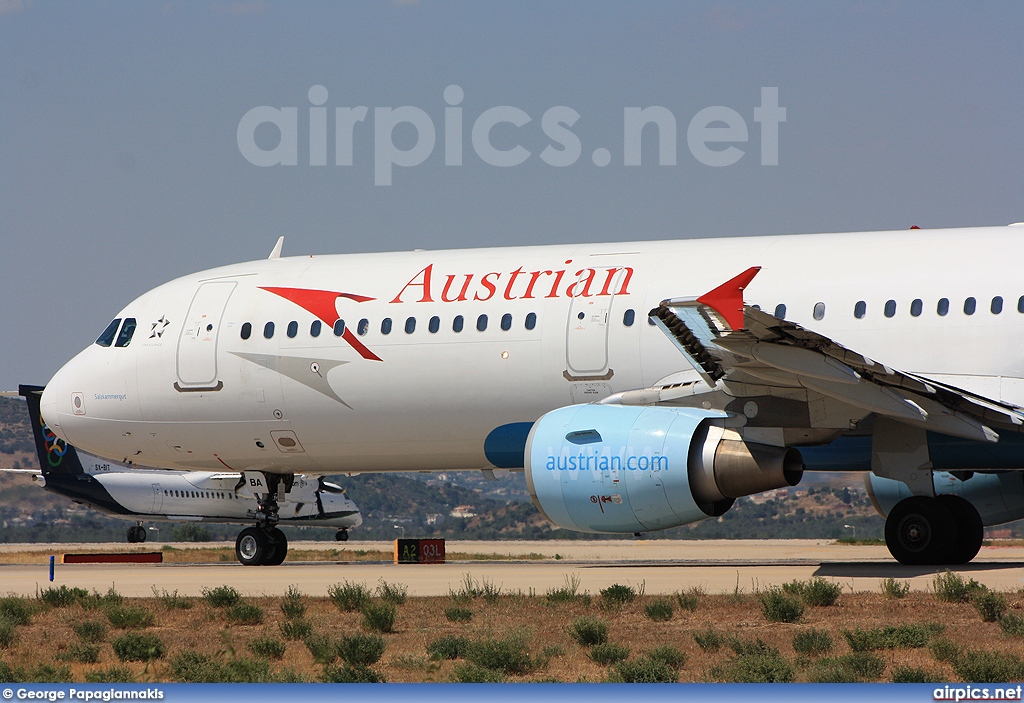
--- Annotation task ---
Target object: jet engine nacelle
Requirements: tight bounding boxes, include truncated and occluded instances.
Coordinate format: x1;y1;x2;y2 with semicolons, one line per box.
524;405;804;534
866;470;1024;526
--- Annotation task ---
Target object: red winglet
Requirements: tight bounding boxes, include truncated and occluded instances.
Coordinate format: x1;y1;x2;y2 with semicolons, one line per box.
695;266;761;331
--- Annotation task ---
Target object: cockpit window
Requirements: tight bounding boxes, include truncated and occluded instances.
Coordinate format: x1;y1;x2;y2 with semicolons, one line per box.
96;319;122;347
114;318;137;347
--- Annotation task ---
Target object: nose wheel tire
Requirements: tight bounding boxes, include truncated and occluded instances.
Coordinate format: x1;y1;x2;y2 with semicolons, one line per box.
126;525;146;543
264;528;288;565
884;496;957;565
335;529;349;542
236;527;271;566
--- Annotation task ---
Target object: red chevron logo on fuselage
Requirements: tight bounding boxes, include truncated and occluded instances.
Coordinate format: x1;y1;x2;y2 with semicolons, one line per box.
259;286;382;362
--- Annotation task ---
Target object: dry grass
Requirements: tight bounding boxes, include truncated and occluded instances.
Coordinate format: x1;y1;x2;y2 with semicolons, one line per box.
3;588;1024;682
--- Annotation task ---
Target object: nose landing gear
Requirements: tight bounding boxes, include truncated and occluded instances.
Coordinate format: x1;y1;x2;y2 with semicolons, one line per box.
234;472;291;566
126;523;147;543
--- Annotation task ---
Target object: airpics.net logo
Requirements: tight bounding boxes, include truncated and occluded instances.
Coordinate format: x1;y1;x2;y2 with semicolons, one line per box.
236;85;786;186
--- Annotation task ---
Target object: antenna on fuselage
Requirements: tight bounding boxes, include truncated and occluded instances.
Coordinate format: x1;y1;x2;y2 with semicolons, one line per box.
268;236;285;260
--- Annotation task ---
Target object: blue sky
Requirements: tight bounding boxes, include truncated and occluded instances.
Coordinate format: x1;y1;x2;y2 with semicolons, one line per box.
1;1;1022;389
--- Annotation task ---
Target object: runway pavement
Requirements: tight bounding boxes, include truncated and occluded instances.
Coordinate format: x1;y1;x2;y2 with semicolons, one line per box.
3;539;1024;597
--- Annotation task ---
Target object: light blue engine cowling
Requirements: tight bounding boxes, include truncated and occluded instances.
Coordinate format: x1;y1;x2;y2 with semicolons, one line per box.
866;471;1024;526
524;405;804;534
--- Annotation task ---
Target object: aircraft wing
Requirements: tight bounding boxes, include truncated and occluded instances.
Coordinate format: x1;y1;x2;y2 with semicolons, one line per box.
646;267;1024;443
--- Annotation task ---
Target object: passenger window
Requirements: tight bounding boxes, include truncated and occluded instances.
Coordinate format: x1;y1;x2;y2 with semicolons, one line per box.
884;300;896;318
526;312;537;330
405;317;416;334
114;318;137;347
453;315;464;333
429;316;440;333
964;297;976;315
774;304;786;319
910;299;923;317
477;314;488;332
310;320;321;337
1018;296;1024;314
812;302;825;321
334;319;346;336
381;318;392;335
357;318;369;336
937;298;949;316
623;309;635;327
501;313;512;331
854;301;866;319
96;318;122;347
240;322;252;340
263;322;275;339
992;296;1003;314
287;321;298;338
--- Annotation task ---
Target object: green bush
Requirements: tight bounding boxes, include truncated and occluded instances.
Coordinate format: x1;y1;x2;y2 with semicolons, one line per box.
880;578;910;599
0;596;34;625
328;581;371;612
225;602;264;625
843;623;940;651
81;587;123;611
152;588;193;610
322;664;386;683
59;642;100;664
450;662;504;682
792;628;833;655
427;635;470;660
972;590;1008;622
568;616;609;647
337;633;386;667
248;635;286;660
694;629;723;652
170;649;303;683
202;585;241;608
19;663;72;683
361;602;397;633
466;632;533;675
929;638;961;663
891;665;938;683
644;599;674;621
105;604;154;629
85;665;136;683
933;571;983;603
1000;613;1024;637
280;585;305;620
759;588;804;623
711;640;794;683
73;620;108;643
377;579;408;605
646;645;687;672
600;583;638;606
953;650;1024;682
279;619;313;641
303;633;337;664
444;606;473;623
0;660;17;683
588;642;630;665
807;652;885;682
802;578;842;606
111;632;164;662
675;586;703;611
0;619;16;649
39;585;88;608
172;524;212;542
612;656;677;683
544;574;584;604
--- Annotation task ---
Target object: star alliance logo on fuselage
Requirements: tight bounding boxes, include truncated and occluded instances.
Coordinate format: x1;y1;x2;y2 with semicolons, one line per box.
149;316;170;339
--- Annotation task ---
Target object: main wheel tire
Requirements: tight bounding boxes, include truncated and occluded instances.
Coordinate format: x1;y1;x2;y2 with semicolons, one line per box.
885;496;958;565
236;527;271;566
938;494;984;564
264;528;288;566
335;530;349;542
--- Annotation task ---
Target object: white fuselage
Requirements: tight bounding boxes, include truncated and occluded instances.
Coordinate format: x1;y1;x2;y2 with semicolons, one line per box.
40;226;1024;475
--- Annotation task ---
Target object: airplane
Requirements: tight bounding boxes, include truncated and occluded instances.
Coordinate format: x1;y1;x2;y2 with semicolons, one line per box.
16;385;362;564
32;224;1024;566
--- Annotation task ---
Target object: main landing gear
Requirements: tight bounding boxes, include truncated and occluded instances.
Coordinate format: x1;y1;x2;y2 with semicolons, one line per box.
126;523;147;543
885;495;984;565
335;529;349;542
234;472;291;566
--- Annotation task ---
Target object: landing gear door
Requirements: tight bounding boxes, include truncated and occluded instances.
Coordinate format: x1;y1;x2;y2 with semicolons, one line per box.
176;281;236;390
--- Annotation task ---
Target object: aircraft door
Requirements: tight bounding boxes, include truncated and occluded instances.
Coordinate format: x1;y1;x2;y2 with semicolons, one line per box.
565;268;624;379
151;483;163;513
176;281;236;389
